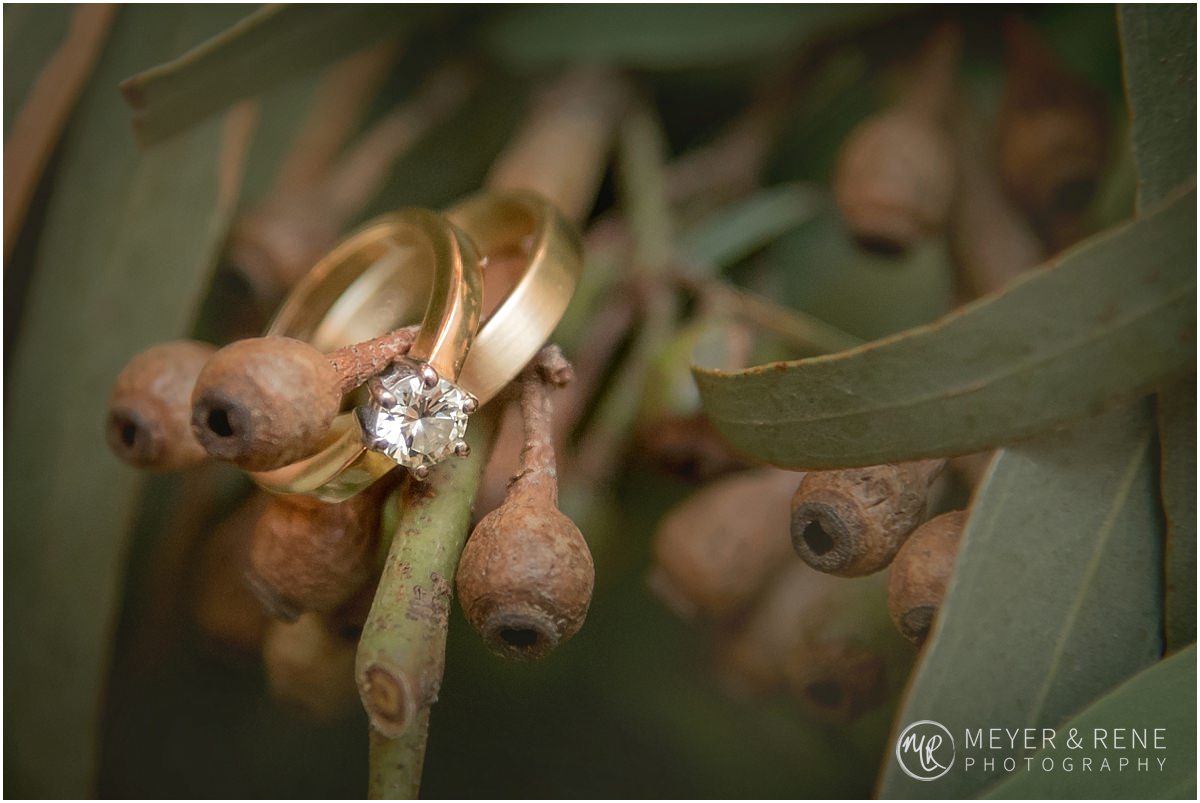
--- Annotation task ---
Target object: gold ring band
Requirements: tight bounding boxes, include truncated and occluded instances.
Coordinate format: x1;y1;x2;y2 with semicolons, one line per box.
252;191;581;501
251;207;484;500
448;190;583;405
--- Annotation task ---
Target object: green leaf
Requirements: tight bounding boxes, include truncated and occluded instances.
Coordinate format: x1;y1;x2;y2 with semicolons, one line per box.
750;206;956;341
877;403;1164;798
983;645;1196;799
1119;3;1196;211
695;187;1196;469
120;4;422;145
2;4;72;138
1158;378;1197;652
1121;2;1197;656
678;183;826;273
487;5;888;70
3;6;252;795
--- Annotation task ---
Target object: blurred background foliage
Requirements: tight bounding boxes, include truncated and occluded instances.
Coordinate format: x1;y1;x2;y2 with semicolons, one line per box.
3;3;1194;799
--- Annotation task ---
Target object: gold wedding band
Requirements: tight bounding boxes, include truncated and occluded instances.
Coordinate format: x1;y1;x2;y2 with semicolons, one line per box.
447;190;583;405
252;207;484;500
252;191;581;501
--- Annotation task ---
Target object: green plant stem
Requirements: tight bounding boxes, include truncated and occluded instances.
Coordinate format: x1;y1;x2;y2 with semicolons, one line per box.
355;407;498;799
368;712;430;800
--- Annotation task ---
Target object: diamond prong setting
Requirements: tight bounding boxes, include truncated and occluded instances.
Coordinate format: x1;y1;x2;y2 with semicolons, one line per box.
418;361;440;389
355;358;473;474
367;377;398;409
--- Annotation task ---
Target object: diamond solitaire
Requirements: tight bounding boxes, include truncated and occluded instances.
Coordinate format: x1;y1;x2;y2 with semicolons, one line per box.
356;358;477;479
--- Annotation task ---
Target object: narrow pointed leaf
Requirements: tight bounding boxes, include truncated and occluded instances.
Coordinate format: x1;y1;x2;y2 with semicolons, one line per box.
877;403;1164;798
3;6;252;795
1119;3;1196;210
4;4;116;261
678;183;825;273
120;4;423;145
3;4;72;137
1157;378;1196;651
1121;2;1197;654
695;187;1196;469
983;645;1196;799
487;5;889;69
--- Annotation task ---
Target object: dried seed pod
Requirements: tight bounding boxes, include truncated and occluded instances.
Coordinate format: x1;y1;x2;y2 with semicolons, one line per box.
456;348;593;660
106;340;217;470
888;509;967;645
790;459;945;577
996;17;1110;250
786;639;887;724
246;484;387;620
193;493;272;654
717;562;890;723
190;328;416;471
191;337;341;471
263;613;360;722
648;468;801;622
833;23;962;254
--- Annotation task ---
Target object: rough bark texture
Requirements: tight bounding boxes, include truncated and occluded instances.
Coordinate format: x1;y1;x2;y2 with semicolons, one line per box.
326;325;418;393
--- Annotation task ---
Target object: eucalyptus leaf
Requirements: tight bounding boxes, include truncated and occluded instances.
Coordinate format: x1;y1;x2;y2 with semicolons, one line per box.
2;4;71;138
877;402;1164;798
1120;3;1197;654
749;206;955;341
983;645;1196;799
695;187;1196;469
678;183;826;274
1119;3;1196;210
1157;378;1197;652
3;6;252;795
121;4;423;145
487;5;888;70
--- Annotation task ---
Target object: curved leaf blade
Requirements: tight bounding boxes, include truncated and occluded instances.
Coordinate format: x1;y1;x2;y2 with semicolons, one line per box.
983;645;1196;799
695;187;1196;469
487;5;887;70
678;183;826;273
877;403;1164;798
1119;3;1196;210
1121;3;1197;655
121;4;420;145
1158;378;1197;652
3;4;72;137
3;6;252;795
